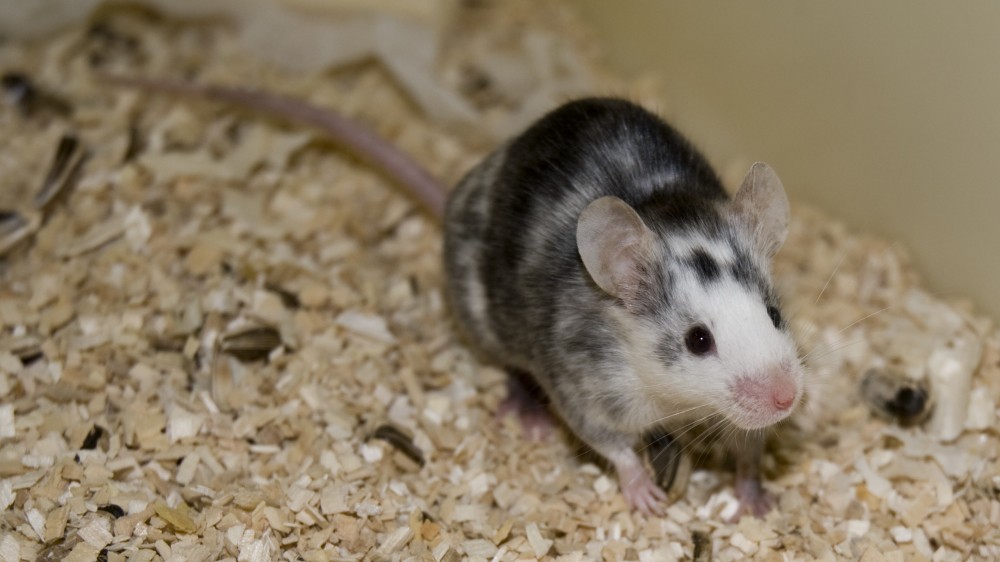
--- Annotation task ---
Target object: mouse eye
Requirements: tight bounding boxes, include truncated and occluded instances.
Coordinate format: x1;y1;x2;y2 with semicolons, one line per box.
684;325;715;356
767;306;782;328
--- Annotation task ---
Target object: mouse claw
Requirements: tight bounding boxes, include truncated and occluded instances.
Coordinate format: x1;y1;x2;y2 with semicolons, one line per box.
622;475;667;516
728;476;774;522
616;458;667;516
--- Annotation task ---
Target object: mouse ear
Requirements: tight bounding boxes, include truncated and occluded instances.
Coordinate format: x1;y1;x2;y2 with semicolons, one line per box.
577;196;655;303
731;162;790;258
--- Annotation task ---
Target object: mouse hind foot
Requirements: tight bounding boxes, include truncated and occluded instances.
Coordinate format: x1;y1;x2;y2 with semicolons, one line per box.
497;368;556;441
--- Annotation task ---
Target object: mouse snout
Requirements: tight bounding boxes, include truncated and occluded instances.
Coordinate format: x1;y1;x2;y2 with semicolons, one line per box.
730;369;799;428
770;377;797;412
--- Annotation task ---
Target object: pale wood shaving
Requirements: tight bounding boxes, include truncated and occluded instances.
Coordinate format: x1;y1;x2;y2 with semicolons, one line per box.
77;517;113;550
526;522;553;558
0;1;999;561
0;535;19;562
371;525;414;560
0;405;14;439
63;543;102;562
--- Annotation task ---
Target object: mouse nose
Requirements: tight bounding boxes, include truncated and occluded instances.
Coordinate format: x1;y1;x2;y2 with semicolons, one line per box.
770;379;797;412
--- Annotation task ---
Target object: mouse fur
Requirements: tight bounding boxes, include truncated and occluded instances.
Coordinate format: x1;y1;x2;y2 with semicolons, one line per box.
444;97;804;516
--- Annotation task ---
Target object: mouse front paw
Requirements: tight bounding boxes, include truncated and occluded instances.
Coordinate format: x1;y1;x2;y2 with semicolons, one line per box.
729;476;774;521
615;457;667;516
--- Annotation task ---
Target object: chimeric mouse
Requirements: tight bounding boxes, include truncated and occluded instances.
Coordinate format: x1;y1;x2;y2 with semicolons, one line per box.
102;76;804;518
445;98;803;517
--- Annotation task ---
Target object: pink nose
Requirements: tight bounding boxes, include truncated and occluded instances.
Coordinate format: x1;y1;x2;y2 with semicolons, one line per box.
771;382;796;411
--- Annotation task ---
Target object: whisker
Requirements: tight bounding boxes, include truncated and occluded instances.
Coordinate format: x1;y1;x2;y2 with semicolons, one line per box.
804;337;868;364
646;404;713;426
800;332;863;362
834;306;891;335
685;420;730;467
718;424;745;451
637;410;718;455
670;412;721;442
814;253;846;304
646;434;680;478
679;416;728;459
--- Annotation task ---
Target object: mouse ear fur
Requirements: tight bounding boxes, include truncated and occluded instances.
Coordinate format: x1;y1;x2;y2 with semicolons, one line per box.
731;162;790;258
577;196;655;303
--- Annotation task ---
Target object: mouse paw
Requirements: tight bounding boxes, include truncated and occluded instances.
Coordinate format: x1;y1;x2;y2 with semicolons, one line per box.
729;477;774;522
496;370;555;441
497;399;555;440
617;461;667;516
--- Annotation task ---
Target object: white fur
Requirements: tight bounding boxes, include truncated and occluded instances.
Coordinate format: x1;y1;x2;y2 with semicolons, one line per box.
613;232;803;431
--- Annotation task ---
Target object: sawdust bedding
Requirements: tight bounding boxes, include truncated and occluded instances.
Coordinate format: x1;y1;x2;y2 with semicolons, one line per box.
1;2;999;561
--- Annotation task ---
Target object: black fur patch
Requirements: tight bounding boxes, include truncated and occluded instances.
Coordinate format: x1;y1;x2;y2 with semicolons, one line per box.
688;249;720;283
729;247;768;296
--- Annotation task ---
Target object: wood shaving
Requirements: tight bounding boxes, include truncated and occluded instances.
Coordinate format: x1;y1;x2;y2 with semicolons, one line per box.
1;2;999;561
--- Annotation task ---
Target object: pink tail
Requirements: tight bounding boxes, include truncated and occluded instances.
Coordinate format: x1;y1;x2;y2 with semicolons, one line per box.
99;74;447;220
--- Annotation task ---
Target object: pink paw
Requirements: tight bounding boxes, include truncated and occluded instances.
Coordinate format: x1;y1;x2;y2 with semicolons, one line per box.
496;370;555;441
618;464;668;516
729;477;774;521
497;395;555;440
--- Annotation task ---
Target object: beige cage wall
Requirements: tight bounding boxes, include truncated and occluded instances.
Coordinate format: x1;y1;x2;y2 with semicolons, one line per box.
577;1;1000;320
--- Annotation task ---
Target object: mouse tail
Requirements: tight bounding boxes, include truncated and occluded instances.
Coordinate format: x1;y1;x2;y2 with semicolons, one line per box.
98;73;448;220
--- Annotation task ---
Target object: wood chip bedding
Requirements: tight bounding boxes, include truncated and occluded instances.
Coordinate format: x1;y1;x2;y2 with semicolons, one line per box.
0;2;998;561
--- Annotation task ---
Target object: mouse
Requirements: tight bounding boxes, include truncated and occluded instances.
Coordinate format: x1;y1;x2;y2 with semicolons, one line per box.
100;75;804;519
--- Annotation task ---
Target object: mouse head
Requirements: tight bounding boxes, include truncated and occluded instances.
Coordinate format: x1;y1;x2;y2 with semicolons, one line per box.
577;162;803;430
